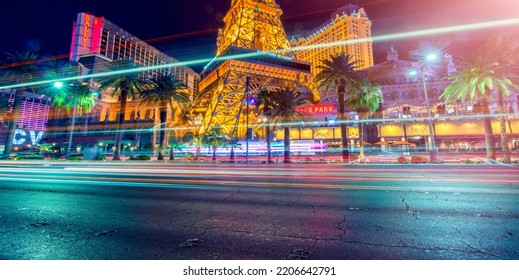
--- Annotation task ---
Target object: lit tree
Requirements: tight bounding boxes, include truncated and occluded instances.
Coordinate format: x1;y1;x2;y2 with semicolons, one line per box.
167;136;185;161
346;78;382;159
202;125;229;161
266;88;313;163
315;53;361;162
50;80;96;159
140;73;189;160
481;34;519;162
190;136;204;160
97;60;150;160
442;52;519;161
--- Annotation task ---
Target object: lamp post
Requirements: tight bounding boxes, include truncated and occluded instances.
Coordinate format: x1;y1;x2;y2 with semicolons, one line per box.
54;82;78;160
411;53;439;161
257;114;271;162
245;76;251;164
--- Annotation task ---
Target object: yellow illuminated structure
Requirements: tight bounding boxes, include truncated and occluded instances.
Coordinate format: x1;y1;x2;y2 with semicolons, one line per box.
217;0;291;55
195;0;315;139
290;4;374;75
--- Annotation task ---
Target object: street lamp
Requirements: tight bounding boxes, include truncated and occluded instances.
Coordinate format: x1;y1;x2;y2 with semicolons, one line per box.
410;54;440;161
257;114;272;162
245;76;251;164
53;81;78;160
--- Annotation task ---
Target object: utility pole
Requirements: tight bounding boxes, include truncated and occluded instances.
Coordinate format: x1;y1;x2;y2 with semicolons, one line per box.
245;76;250;164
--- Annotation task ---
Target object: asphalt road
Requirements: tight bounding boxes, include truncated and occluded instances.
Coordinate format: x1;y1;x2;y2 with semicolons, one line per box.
0;162;518;260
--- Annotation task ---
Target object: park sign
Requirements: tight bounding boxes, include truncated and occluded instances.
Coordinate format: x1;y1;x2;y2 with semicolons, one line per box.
296;104;336;115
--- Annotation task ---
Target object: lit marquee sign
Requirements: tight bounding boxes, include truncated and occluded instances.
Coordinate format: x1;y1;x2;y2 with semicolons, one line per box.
296;104;336;115
12;129;44;146
70;13;103;60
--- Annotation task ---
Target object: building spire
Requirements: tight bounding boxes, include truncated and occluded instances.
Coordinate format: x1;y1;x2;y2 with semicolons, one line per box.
387;45;399;61
216;0;290;55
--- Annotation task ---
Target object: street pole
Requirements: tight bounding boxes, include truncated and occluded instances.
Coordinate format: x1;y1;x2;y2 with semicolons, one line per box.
421;64;438;161
245;76;250;164
66;97;78;160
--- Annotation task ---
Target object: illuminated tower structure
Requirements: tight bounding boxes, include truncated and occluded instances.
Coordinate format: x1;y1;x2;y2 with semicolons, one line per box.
290;4;374;76
195;0;315;139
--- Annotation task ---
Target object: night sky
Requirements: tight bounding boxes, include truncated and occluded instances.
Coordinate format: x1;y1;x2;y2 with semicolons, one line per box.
1;0;518;71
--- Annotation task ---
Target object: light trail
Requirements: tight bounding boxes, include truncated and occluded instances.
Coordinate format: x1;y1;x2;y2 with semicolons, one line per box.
1;17;519;91
1;171;518;190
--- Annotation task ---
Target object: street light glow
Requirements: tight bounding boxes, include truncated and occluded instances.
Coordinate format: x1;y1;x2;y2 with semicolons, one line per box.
426;54;438;61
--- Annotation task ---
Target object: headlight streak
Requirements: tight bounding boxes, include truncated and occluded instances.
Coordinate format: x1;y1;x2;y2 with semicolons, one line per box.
1;166;518;189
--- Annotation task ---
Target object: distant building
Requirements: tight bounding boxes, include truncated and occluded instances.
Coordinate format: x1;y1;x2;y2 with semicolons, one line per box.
45;12;201;156
362;46;519;152
290;3;374;76
0;90;50;150
69;12;199;91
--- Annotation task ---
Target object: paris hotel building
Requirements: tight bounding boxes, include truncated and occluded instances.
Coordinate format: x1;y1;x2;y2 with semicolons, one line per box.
283;3;519;153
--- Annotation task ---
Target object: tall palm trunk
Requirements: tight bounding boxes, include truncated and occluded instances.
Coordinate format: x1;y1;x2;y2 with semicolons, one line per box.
263;100;272;163
498;91;511;162
157;102;168;161
2;89;24;159
212;145;217;161
480;99;496;161
266;125;272;163
359;119;365;159
170;147;175;160
230;146;235;162
338;86;349;162
283;126;291;163
113;89;128;161
66;98;78;160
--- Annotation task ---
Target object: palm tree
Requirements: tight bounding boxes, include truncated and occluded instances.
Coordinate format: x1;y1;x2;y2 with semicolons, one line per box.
442;51;519;161
226;137;241;162
266;88;313;163
346;78;382;159
256;88;274;163
481;35;519;162
167;136;185;161
140;73;189;160
97;60;150;160
314;53;361;162
190;136;204;160
1;51;42;159
51;81;96;159
202;125;228;161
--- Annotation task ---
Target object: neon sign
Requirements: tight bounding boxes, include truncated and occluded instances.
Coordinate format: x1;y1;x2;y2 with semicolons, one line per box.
73;13;103;56
296;104;336;115
12;129;44;146
82;14;91;50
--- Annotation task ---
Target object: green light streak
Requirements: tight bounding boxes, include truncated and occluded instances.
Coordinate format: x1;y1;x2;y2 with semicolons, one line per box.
1;17;519;91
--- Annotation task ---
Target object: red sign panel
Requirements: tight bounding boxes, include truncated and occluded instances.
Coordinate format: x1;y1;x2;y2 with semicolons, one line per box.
70;13;104;61
90;17;103;53
296;104;336;115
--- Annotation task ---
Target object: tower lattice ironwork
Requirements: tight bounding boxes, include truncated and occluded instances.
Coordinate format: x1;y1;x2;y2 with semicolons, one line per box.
195;0;317;139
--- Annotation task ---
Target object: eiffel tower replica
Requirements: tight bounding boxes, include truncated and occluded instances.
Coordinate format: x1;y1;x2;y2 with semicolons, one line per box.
195;0;316;139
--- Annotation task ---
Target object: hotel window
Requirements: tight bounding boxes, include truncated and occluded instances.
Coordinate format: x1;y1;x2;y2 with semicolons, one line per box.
100;30;108;56
113;35;121;60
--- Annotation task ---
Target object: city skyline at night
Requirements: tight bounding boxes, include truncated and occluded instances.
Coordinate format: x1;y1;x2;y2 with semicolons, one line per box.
2;0;519;70
1;2;519;276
